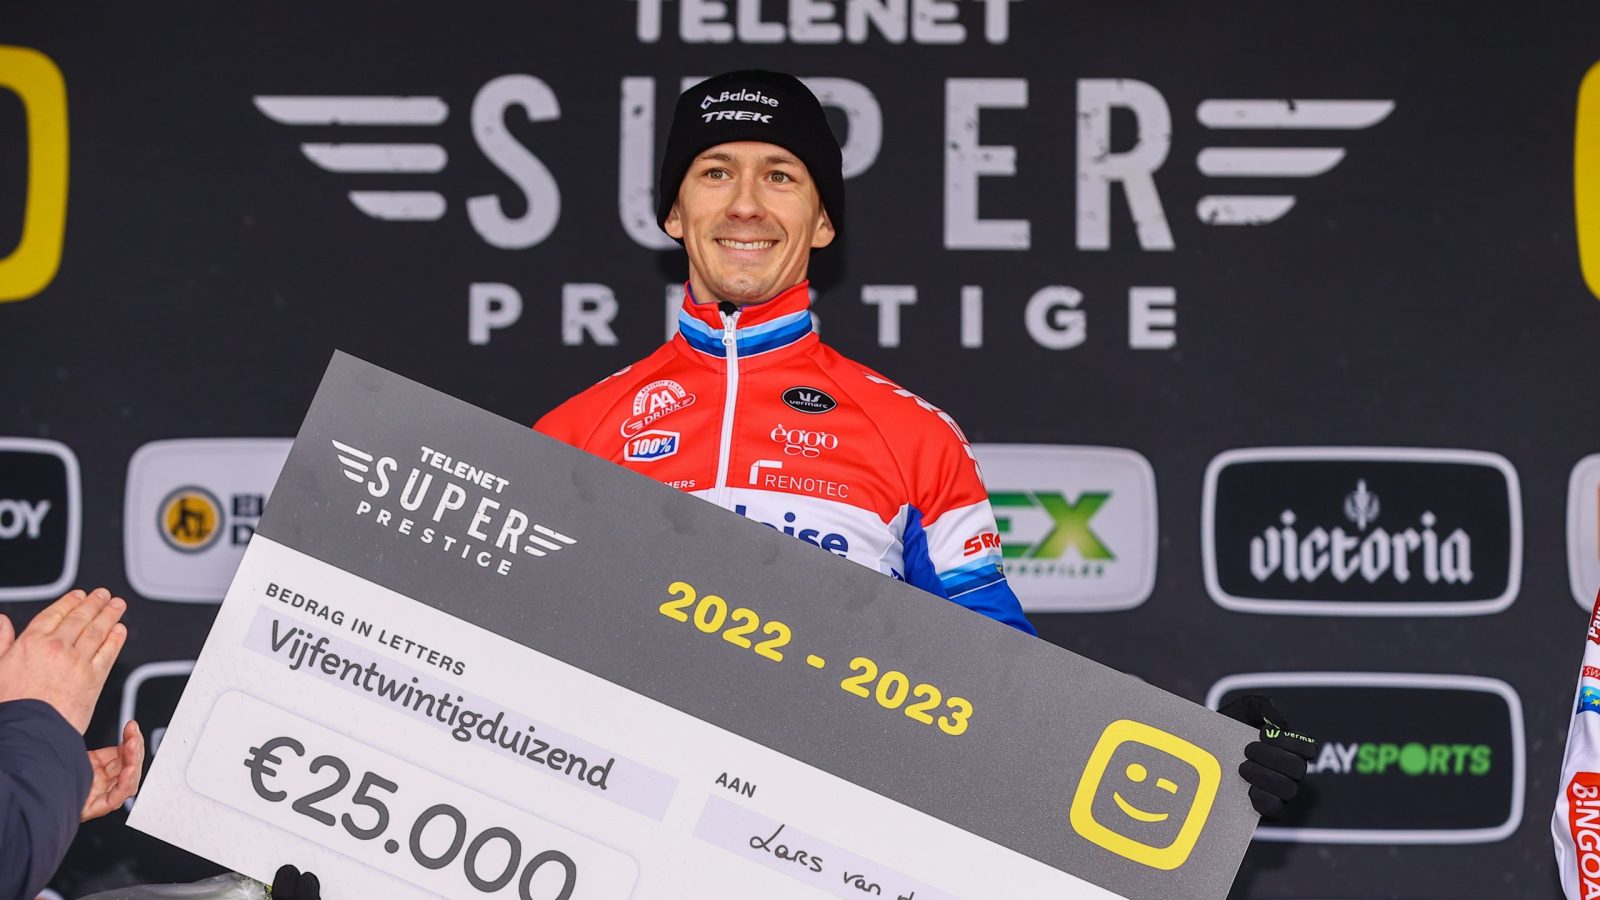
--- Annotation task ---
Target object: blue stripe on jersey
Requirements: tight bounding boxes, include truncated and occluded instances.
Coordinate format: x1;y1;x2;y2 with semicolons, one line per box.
678;309;812;358
900;506;946;598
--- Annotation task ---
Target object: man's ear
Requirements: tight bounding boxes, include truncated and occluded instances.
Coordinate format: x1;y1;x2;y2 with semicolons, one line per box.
664;201;685;240
810;208;836;250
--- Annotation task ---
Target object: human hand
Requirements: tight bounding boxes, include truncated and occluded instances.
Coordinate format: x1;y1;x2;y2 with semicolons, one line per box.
0;588;129;734
272;864;321;899
81;719;144;821
1220;694;1319;819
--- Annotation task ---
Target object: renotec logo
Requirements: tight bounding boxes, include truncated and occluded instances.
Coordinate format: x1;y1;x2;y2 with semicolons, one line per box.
1202;448;1522;616
1576;63;1600;301
0;437;80;601
1208;672;1525;845
125;439;290;603
334;440;576;575
0;46;68;303
1569;455;1600;610
973;445;1157;613
1069;719;1220;870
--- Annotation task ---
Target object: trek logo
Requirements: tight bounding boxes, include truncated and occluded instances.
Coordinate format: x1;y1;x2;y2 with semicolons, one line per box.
625;430;679;462
733;503;849;556
117;660;194;811
1576;64;1600;301
770;424;837;457
973;445;1156;613
0;438;80;601
1203;448;1521;616
622;379;696;437
1209;673;1525;844
782;386;836;415
0;46;68;303
125;440;289;603
335;440;577;576
1069;719;1220;871
701;109;772;124
1569;455;1600;610
700;89;779;110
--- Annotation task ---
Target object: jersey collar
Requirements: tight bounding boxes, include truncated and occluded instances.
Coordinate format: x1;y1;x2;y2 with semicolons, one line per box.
676;281;816;362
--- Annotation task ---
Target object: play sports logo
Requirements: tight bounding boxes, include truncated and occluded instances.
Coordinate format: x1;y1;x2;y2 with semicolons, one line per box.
0;46;67;302
1202;447;1521;616
973;445;1156;612
0;438;80;600
125;439;291;603
1208;672;1525;844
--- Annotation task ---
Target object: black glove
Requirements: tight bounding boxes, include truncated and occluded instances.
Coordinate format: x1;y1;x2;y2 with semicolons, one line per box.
271;864;321;900
1220;694;1318;820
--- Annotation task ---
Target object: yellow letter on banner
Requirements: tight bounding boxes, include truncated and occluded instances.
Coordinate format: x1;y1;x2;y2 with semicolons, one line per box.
0;46;68;303
1576;62;1600;302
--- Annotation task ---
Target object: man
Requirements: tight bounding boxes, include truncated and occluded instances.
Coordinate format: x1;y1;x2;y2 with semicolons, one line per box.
536;70;1034;634
536;69;1316;821
0;588;144;900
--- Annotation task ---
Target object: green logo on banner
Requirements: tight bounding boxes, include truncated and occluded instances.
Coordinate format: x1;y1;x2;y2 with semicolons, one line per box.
990;491;1115;561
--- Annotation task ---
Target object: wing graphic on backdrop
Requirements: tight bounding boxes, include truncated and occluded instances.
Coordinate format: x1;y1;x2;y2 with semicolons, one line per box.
253;95;451;221
1193;99;1395;226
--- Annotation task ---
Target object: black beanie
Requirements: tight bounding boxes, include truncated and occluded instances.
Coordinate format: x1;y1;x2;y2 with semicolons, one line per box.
656;70;844;239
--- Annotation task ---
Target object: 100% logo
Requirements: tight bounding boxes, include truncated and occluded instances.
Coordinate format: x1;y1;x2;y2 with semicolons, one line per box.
244;736;579;898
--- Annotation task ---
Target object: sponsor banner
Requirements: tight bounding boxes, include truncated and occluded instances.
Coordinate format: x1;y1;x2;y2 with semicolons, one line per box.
0;437;80;601
1207;673;1525;845
1201;448;1521;616
117;660;195;812
0;45;68;303
131;354;1259;900
1570;455;1600;609
124;439;292;602
972;445;1157;613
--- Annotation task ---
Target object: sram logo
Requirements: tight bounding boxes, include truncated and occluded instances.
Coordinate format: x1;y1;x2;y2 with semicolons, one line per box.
963;532;1002;556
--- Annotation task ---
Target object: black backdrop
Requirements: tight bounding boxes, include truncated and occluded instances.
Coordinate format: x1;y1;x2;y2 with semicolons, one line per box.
3;3;1599;897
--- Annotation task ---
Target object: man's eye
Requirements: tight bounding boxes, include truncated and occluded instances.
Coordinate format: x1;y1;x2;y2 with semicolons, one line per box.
705;168;729;179
769;171;793;183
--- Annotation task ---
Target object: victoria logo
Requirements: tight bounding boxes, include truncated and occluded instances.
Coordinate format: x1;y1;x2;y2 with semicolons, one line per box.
0;438;79;600
770;424;837;457
974;445;1157;613
1209;672;1525;845
782;387;836;415
125;439;288;603
1202;448;1521;616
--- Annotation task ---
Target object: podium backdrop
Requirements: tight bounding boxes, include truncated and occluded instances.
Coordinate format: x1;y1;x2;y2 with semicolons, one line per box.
3;4;1599;898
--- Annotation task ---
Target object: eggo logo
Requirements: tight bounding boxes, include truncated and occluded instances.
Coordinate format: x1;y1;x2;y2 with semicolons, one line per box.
1069;719;1221;870
0;46;68;303
770;424;838;458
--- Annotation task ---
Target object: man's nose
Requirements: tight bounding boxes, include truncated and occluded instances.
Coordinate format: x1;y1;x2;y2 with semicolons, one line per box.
725;175;764;220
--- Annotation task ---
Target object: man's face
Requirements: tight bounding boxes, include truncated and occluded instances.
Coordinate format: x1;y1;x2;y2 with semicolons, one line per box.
665;141;835;307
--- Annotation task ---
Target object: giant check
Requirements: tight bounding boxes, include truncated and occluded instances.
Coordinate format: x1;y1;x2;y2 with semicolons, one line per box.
131;353;1259;899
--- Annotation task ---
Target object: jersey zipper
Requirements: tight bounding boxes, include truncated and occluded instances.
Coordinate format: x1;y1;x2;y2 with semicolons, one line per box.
712;307;741;503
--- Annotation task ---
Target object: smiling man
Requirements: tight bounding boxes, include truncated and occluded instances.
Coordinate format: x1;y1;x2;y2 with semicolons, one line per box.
536;70;1036;633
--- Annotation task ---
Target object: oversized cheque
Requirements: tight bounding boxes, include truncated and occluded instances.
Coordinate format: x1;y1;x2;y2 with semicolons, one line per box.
130;352;1259;899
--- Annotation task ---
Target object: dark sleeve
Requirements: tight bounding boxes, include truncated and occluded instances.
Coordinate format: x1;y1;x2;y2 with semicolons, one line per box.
0;699;91;900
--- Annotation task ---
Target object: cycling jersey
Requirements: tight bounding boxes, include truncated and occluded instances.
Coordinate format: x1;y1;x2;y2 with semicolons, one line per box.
534;281;1035;634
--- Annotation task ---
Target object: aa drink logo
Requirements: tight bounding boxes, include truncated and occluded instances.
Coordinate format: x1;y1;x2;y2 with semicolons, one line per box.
1202;448;1521;616
1569;455;1600;609
0;438;80;601
1208;673;1525;844
117;660;194;812
0;46;67;303
971;445;1156;612
124;439;291;603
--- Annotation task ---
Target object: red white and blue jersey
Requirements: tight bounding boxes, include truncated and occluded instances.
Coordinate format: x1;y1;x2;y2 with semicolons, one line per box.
534;281;1035;634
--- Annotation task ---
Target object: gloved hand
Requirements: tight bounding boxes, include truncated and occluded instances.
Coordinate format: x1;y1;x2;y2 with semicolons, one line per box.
271;865;320;900
1220;694;1318;820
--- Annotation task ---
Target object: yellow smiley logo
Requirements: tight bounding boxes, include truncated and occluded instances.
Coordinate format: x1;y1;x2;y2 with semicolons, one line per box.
1070;719;1221;871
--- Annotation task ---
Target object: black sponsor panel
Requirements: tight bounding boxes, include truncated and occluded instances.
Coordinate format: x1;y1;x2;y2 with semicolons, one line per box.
0;445;71;590
1215;681;1521;837
1209;457;1515;607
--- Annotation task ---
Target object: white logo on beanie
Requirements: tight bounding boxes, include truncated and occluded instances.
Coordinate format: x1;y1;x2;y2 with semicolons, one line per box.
701;110;773;124
699;89;781;110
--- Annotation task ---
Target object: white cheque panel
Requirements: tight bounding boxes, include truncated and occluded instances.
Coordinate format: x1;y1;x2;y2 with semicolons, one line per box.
133;536;1122;899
